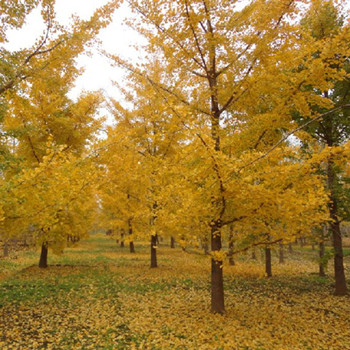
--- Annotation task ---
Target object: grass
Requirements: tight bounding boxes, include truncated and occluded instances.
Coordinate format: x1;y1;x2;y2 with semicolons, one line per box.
0;234;349;349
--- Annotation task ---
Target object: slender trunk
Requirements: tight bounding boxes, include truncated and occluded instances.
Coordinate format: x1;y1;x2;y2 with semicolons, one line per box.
206;17;224;313
311;243;315;251
327;159;347;295
265;247;272;277
332;220;347;295
288;243;293;254
228;227;235;266
120;229;125;248
170;236;175;249
128;219;135;253
3;241;9;257
279;243;284;264
319;240;326;277
39;243;48;268
211;224;224;314
202;238;209;255
203;243;209;255
150;234;157;268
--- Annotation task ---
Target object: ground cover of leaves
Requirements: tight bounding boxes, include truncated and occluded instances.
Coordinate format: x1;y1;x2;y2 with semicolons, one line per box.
0;235;349;349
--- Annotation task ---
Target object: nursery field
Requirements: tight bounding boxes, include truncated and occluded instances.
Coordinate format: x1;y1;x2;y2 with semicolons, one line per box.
0;234;350;350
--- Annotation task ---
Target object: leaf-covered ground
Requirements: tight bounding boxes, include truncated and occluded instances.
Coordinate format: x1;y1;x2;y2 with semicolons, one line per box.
0;235;350;349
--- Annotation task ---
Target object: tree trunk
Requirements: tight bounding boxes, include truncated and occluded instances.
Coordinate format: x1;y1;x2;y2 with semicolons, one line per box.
170;236;175;248
203;243;209;255
332;220;347;295
128;220;135;253
319;240;326;277
206;32;225;313
39;243;48;268
120;230;125;248
228;242;235;266
288;242;293;254
202;237;209;255
211;224;224;314
228;227;235;266
150;234;157;268
265;247;272;277
327;159;347;295
279;243;284;264
3;241;9;257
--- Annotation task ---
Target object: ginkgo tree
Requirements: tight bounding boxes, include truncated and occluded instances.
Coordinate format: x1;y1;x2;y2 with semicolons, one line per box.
98;123;147;254
100;64;185;265
2;144;99;267
0;0;120;266
109;0;350;313
295;0;350;295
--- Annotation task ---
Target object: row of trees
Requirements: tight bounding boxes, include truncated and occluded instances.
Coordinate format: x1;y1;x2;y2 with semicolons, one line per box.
1;0;349;314
99;0;350;313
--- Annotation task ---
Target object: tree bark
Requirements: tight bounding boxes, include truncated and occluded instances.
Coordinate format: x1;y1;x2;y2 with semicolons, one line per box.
120;230;125;248
331;219;347;295
211;224;224;314
128;219;135;253
170;236;175;248
327;160;347;295
3;241;9;257
288;242;293;254
228;227;235;266
150;234;158;268
265;247;272;277
319;240;326;277
39;243;48;268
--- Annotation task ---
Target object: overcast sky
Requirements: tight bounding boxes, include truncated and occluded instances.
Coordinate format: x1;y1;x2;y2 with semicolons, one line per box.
5;0;143;123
